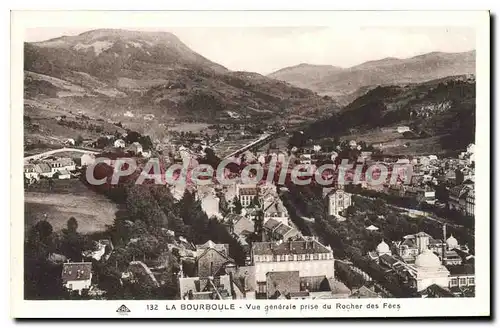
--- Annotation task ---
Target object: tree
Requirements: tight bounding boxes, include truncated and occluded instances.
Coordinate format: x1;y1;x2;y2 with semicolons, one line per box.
178;189;196;225
60;217;87;261
67;217;78;234
232;196;242;215
26;220;54;259
139;135;154;151
125;131;141;144
126;184;169;230
75;135;84;147
150;185;187;235
48;178;54;191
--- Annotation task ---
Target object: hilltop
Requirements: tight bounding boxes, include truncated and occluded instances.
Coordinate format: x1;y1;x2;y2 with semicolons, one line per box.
24;29;340;146
268;51;476;104
300;75;476;155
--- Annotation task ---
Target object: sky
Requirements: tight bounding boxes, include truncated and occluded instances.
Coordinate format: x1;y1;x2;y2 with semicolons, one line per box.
25;26;476;75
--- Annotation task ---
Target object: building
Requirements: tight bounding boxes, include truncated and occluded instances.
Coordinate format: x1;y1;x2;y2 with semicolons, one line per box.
263;198;289;226
350;285;382;298
263;270;349;300
448;265;475;296
265;271;300;299
410;249;450;292
376;240;392;257
405;187;436;205
129;142;143;155
82;240;113;261
61;262;93;294
448;184;473;214
228;214;254;236
114;139;126;148
397;232;445;264
47;158;76;174
34;163;53;178
237;184;258;208
196;247;235;277
195;240;234;277
262;219;300;242
24;164;40;181
251;238;335;291
179;275;236;300
57;170;71;179
327;189;352;217
196;240;230;257
419;284;456;298
299;154;312;166
397;126;411;133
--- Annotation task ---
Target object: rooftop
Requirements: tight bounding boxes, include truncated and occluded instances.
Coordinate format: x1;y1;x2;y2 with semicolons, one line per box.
263;218;282;231
252;239;331;256
61;262;92;282
274;224;294;237
239;188;258;196
448;264;475;276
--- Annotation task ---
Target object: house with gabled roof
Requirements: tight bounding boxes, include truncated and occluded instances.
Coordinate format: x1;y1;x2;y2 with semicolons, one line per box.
195;241;235;278
262;218;300;242
34;162;53;178
61;262;92;294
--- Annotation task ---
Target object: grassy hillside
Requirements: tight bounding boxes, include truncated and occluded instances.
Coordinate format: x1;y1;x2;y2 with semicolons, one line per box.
302;75;476;155
24;29;340;145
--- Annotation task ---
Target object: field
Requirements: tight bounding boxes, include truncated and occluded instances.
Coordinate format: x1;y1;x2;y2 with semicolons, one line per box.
168;122;210;133
24;179;118;234
339;127;449;156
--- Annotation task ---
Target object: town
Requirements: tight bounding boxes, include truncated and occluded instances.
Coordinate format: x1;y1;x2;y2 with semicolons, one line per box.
24;121;475;300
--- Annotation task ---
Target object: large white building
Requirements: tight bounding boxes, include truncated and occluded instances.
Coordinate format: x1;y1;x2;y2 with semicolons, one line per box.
410;249;450;292
47;158;76;174
251;238;335;293
327;189;352;216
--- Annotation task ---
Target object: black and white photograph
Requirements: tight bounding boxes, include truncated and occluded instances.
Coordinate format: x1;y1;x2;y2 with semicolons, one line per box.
10;10;490;318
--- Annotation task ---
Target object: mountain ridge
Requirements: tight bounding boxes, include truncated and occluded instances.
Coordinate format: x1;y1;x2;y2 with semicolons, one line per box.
24;29;340;146
268;50;476;104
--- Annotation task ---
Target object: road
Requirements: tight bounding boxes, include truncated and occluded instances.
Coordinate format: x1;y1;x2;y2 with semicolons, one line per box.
24;147;99;162
224;129;285;159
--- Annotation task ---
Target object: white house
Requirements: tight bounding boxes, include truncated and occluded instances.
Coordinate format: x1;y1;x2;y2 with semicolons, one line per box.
327;189;352;217
251;238;335;289
114;139;126;148
57;170;71;180
397;126;411;133
24;164;40;181
65;138;75;146
61;262;92;294
47;158;76;174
